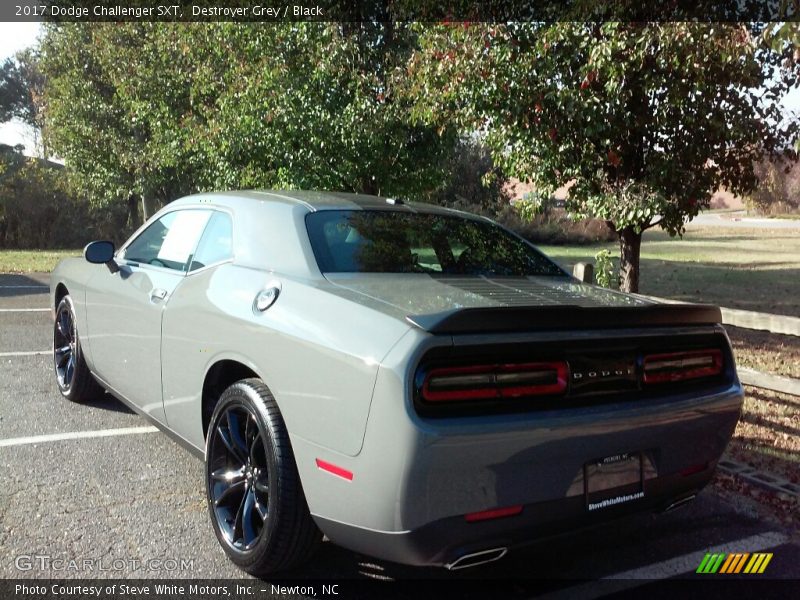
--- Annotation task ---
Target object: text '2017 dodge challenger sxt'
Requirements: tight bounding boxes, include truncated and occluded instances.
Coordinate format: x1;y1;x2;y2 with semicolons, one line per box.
51;190;743;575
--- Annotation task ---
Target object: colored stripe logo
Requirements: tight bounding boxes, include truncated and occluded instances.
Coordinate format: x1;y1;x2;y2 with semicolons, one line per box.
696;552;773;574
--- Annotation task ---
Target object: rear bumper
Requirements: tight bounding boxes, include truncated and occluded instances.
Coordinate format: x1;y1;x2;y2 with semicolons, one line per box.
313;467;713;567
295;381;742;567
292;328;744;568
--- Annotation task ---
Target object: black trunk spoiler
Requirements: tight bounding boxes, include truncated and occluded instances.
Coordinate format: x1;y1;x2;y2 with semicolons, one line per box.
406;304;723;335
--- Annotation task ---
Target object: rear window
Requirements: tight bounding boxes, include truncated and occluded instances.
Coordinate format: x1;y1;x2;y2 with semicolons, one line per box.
305;210;565;276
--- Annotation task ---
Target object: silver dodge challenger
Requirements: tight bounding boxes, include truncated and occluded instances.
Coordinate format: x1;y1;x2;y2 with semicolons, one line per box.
50;190;744;575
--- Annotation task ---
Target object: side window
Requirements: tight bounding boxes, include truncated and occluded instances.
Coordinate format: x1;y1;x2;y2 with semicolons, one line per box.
189;211;233;272
123;210;211;272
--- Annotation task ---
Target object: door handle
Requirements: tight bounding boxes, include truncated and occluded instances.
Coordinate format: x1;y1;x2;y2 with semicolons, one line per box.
150;288;168;301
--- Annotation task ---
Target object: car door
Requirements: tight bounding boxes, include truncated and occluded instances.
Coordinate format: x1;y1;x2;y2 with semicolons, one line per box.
161;210;235;446
84;209;212;422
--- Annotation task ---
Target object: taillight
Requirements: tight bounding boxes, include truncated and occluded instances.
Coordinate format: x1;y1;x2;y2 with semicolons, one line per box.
642;349;723;384
421;361;568;402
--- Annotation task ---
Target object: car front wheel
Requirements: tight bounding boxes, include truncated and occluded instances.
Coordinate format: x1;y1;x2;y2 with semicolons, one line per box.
205;378;321;575
53;294;102;402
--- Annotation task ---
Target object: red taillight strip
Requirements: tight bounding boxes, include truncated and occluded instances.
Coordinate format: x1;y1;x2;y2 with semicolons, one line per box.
465;505;523;522
421;362;568;402
315;458;353;481
643;349;723;384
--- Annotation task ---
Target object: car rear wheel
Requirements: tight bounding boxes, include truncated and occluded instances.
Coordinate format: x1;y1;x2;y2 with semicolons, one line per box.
205;378;322;575
53;295;102;402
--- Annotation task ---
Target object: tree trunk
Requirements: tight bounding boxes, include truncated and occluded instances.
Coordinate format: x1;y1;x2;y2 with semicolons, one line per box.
359;176;378;196
618;227;642;293
141;194;155;223
126;194;139;229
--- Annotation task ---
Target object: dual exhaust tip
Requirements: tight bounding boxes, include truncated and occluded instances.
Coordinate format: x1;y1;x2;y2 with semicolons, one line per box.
446;547;508;570
663;494;697;513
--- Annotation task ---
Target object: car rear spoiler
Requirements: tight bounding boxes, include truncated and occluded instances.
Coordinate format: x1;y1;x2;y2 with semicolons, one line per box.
405;304;723;335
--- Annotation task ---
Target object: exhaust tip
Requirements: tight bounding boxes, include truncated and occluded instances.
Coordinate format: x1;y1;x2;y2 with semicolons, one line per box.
663;494;697;513
446;547;508;570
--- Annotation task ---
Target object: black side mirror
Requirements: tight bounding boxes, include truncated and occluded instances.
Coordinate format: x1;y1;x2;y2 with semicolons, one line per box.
84;240;118;273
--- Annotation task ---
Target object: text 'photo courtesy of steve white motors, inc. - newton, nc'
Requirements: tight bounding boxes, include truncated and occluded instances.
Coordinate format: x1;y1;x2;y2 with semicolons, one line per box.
14;583;340;598
14;3;325;18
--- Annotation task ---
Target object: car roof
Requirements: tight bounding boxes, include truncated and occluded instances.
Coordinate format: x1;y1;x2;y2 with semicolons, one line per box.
170;189;483;218
159;190;495;278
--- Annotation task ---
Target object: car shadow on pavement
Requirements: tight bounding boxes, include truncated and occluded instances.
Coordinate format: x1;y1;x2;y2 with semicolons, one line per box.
257;482;796;593
81;390;135;415
0;273;49;297
266;514;656;580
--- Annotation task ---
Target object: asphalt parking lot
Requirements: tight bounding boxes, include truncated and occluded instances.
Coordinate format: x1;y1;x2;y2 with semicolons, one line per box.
0;272;797;597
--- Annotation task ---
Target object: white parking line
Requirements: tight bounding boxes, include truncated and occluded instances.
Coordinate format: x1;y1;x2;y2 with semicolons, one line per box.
0;308;49;312
539;530;789;599
0;285;48;289
0;426;159;448
0;350;50;357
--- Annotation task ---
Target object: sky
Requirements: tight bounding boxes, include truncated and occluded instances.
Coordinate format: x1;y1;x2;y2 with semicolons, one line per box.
2;22;800;156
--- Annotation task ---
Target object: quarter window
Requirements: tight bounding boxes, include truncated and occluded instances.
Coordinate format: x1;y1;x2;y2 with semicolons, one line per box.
190;211;234;271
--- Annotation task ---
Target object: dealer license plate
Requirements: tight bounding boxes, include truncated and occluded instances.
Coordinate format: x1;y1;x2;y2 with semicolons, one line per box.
585;452;644;511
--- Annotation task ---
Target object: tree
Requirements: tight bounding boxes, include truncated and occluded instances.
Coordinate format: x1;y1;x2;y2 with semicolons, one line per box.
0;149;98;249
1;49;44;143
763;22;800;51
1;47;72;248
189;22;455;197
407;23;800;291
40;23;210;223
745;157;800;215
428;136;510;213
0;58;30;124
40;23;454;225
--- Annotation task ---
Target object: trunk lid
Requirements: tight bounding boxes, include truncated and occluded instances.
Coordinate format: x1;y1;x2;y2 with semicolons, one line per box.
323;273;722;333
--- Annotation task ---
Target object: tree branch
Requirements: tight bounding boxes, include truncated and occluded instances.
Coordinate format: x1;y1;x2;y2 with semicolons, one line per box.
642;217;663;231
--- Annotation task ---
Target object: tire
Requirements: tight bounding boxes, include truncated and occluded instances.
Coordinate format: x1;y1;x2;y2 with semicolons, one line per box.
205;378;322;575
53;295;102;402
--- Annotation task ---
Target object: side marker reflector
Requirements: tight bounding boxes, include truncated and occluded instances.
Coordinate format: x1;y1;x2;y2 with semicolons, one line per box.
315;458;353;481
465;505;523;522
680;463;708;477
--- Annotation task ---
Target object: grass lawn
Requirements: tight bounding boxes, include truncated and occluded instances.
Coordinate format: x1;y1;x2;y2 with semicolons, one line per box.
539;224;800;317
0;249;80;273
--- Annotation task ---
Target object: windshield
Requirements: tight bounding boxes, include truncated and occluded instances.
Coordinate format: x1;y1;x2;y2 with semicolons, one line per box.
305;210;565;276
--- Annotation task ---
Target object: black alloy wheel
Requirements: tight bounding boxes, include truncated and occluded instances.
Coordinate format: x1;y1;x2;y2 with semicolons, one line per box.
53;295;102;402
53;299;77;391
208;402;270;551
205;379;321;575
